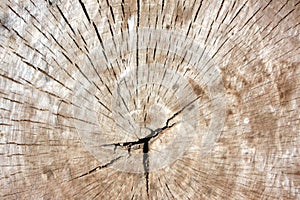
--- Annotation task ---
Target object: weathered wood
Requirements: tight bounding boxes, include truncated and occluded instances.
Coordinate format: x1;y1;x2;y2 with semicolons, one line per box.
0;0;300;199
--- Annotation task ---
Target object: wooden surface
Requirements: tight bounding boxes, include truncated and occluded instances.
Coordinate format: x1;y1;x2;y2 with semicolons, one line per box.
0;0;300;199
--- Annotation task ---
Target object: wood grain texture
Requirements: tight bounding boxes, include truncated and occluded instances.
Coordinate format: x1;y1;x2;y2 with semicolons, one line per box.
0;0;300;199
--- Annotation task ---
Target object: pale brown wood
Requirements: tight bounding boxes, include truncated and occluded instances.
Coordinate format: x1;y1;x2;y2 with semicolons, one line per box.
0;0;300;199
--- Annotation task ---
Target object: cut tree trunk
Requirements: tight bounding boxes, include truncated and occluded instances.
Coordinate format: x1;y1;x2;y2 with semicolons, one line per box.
0;0;300;199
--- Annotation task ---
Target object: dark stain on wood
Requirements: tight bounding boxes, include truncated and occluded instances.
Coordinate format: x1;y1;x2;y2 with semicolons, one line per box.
204;117;210;127
43;167;55;179
221;66;249;104
172;83;179;91
174;5;193;25
276;62;299;106
188;78;204;96
187;104;195;111
247;112;278;145
250;112;278;133
121;0;136;29
0;13;9;29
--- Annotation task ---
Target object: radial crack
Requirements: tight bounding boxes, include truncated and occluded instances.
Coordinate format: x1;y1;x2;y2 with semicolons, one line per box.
165;95;200;126
143;141;150;197
72;156;122;180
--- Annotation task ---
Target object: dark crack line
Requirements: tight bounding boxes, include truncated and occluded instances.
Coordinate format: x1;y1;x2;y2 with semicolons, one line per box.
101;121;177;152
78;0;91;23
100;95;200;151
98;95;200;197
135;0;141;111
166;183;175;199
165;95;200;127
71;156;122;180
143;141;150;197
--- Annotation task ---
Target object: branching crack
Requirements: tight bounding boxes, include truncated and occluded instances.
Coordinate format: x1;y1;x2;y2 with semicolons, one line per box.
101;121;177;153
99;96;199;196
